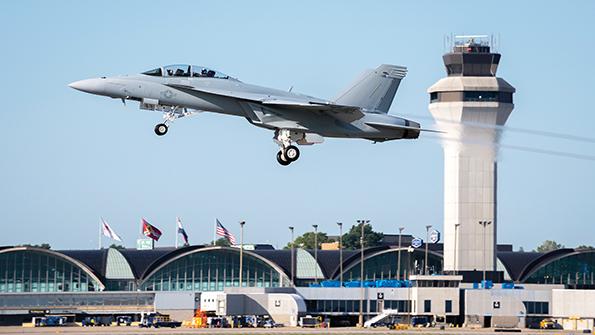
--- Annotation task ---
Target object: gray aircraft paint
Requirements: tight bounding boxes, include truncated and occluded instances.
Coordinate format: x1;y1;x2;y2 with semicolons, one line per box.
70;64;424;164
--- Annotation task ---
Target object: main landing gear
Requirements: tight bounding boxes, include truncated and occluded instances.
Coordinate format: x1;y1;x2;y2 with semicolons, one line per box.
274;129;301;166
276;145;300;166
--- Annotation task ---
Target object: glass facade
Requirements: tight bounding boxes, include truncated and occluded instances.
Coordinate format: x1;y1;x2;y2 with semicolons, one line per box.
0;250;102;293
306;299;363;313
523;301;549;315
140;248;290;291
339;250;443;281
523;251;595;285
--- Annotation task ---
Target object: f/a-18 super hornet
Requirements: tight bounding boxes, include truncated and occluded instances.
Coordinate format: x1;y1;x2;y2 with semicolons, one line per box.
70;64;427;165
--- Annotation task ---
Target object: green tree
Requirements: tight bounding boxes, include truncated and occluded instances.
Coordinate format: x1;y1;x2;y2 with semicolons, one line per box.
109;244;125;250
211;238;231;247
535;240;564;253
285;232;328;249
18;243;51;249
342;223;384;250
577;245;595;250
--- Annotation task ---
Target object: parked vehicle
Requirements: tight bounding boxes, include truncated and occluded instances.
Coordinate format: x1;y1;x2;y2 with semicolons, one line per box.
411;316;432;327
82;316;113;327
116;316;132;326
33;316;67;327
299;316;320;328
139;313;182;328
540;318;562;329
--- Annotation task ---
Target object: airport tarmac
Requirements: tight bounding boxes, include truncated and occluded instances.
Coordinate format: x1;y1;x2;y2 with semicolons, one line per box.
0;326;578;335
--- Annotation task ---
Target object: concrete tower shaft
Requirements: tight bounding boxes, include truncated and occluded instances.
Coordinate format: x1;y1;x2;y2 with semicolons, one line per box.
428;36;515;273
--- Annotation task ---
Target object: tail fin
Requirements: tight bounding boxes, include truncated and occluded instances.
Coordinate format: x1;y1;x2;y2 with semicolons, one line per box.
333;64;407;114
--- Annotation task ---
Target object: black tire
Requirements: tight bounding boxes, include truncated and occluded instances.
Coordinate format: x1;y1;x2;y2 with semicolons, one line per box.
154;123;168;136
284;145;300;161
276;151;291;166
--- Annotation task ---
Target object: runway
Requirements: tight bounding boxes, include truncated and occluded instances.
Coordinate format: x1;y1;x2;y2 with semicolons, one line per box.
0;326;573;335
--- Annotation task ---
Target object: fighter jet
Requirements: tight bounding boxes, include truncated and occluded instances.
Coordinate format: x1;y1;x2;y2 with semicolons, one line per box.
69;64;426;165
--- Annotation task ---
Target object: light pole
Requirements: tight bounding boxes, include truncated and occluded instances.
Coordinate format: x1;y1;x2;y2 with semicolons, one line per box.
289;226;295;285
337;222;343;285
407;246;414;323
356;219;369;327
239;221;245;287
454;223;460;275
478;220;492;283
397;227;404;280
424;225;432;275
312;224;319;284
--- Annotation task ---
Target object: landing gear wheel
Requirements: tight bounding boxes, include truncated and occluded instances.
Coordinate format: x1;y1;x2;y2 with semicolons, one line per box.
285;145;300;162
154;123;168;136
276;151;291;166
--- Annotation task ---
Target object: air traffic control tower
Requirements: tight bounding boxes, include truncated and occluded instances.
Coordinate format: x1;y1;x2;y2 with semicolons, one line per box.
428;36;515;279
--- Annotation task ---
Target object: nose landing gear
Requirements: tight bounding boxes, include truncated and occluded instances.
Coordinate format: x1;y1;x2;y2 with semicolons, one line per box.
154;123;168;136
152;106;196;136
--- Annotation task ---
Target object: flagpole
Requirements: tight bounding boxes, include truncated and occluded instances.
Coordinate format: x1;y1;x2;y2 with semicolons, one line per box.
175;217;179;249
239;221;245;288
98;219;102;250
213;219;217;246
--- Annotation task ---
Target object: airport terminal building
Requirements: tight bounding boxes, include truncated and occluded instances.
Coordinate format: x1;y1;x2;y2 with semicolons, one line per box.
1;242;594;329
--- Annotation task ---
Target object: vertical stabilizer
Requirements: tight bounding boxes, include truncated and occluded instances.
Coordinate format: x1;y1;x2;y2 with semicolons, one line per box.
333;64;407;113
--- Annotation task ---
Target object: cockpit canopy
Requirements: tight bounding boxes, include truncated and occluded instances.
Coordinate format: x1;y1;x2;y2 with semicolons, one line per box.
142;64;230;79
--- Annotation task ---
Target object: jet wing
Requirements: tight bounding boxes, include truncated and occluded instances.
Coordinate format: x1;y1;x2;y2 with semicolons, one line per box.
167;83;365;124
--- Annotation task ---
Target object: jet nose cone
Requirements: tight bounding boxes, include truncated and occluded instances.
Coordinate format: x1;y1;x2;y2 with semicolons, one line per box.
68;78;105;95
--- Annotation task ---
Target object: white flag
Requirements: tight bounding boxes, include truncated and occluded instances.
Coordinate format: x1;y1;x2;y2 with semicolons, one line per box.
101;218;123;242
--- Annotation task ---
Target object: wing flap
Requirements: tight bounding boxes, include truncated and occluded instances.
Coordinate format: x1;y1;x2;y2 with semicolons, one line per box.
365;121;444;133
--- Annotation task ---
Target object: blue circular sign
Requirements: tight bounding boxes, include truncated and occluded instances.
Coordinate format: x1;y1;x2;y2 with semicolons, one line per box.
411;238;423;248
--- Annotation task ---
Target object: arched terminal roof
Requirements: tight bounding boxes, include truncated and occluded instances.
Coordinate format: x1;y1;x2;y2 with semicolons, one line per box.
139;246;291;290
0;246;105;292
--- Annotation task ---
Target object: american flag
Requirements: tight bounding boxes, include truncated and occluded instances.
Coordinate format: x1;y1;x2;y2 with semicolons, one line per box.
216;219;236;245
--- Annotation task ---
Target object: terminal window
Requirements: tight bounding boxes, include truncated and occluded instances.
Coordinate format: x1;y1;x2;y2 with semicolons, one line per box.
445;300;452;313
523;301;549;315
424;299;431;313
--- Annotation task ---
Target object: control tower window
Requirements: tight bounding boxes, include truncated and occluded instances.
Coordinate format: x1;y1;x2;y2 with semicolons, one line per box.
463;91;498;102
430;92;438;102
430;91;513;103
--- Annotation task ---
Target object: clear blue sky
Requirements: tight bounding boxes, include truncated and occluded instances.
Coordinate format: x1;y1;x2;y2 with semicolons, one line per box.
0;0;593;251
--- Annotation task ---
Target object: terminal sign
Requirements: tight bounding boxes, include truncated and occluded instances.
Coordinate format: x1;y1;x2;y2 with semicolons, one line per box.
136;239;153;250
411;238;423;248
429;229;441;244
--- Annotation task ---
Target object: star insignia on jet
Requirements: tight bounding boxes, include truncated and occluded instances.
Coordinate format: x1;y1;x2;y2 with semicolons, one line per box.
162;90;174;99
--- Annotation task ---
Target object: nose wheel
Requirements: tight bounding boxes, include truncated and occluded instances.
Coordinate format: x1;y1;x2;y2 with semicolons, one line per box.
276;145;300;166
154;123;168;136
